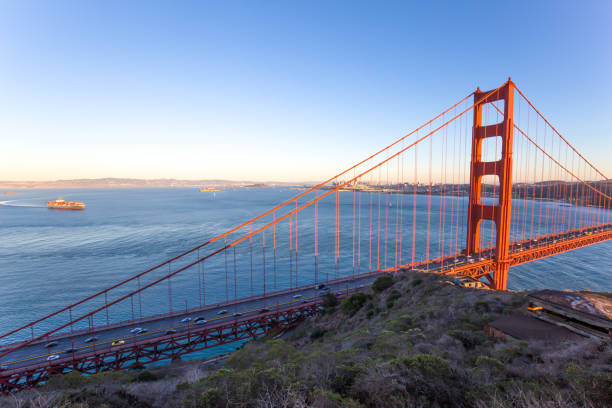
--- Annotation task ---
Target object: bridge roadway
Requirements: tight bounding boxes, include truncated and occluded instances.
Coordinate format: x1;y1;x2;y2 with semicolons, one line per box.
0;274;381;372
0;223;610;391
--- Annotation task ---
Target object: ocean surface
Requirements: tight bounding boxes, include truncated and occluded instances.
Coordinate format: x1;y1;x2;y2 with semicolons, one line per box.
1;188;610;353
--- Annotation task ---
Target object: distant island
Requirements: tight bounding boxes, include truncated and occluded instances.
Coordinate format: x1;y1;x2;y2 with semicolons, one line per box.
0;178;311;189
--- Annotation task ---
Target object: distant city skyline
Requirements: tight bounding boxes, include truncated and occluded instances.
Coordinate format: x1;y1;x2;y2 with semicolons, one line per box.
1;1;611;182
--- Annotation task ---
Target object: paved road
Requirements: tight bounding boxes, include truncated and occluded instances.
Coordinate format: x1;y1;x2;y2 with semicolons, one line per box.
1;223;609;373
0;274;380;371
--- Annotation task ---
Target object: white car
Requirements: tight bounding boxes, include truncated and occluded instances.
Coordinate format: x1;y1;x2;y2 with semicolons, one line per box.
181;317;192;323
217;310;228;315
46;354;60;361
130;327;143;333
292;294;302;299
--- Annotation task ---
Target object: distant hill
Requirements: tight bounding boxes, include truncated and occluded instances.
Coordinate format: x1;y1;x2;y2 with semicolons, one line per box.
0;178;312;189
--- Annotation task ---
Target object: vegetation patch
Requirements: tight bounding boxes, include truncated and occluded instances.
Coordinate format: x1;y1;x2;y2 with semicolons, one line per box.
310;327;327;340
11;270;611;408
386;289;402;308
133;370;158;382
372;274;394;292
340;292;371;316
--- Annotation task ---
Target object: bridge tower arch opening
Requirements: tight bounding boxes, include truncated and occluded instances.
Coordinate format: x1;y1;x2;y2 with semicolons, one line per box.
466;79;515;290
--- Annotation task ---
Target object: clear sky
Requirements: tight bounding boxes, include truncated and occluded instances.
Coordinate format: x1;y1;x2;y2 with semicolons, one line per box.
1;0;611;182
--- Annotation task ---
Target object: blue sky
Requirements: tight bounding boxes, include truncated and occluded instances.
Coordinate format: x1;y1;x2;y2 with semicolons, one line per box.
0;1;610;181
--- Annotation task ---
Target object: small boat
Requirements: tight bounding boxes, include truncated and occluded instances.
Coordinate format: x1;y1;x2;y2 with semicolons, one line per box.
47;198;85;210
200;187;221;192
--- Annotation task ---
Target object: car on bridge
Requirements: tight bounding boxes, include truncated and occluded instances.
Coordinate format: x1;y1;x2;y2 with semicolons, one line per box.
46;354;59;361
111;340;125;347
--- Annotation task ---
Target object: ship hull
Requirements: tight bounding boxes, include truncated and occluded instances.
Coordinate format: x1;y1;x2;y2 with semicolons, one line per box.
47;199;85;210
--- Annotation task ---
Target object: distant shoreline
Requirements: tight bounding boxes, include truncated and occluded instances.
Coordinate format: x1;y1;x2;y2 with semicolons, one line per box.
0;178;315;190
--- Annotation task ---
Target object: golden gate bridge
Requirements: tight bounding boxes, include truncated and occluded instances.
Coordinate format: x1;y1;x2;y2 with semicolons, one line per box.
1;79;610;392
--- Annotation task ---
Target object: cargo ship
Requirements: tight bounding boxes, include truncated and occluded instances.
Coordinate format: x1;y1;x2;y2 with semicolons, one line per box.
47;198;85;210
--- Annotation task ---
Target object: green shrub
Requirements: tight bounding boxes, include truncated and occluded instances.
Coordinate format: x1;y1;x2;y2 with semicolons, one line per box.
565;363;612;406
386;289;401;309
176;381;190;392
396;353;449;376
322;292;339;308
134;370;158;382
310;387;364;408
372;274;394;292
387;289;401;302
44;371;89;389
392;354;473;407
495;347;522;362
475;355;505;370
340;293;371;316
387;314;417;331
474;300;490;313
198;388;222;408
310;327;327;340
330;363;361;395
448;329;485;349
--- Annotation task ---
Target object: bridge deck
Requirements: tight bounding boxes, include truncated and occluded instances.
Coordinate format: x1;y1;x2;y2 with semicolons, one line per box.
1;223;611;393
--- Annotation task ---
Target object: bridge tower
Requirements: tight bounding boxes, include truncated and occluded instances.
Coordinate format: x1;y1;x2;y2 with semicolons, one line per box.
466;79;515;290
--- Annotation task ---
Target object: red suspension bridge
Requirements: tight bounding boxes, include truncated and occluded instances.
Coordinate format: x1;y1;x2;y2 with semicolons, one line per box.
1;79;611;393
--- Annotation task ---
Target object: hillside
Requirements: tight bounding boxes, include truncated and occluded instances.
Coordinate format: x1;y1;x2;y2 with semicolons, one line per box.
3;272;611;408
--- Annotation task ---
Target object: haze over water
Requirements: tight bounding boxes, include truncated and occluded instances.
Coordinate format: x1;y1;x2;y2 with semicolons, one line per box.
1;188;610;345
